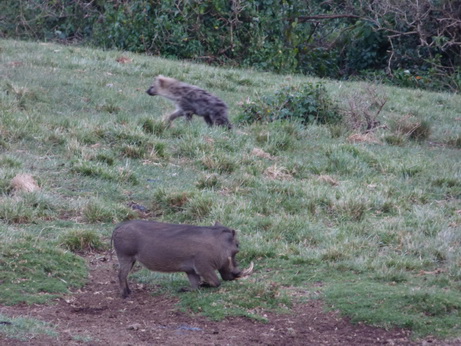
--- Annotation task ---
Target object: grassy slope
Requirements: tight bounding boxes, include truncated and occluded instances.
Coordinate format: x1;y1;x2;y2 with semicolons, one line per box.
0;39;460;339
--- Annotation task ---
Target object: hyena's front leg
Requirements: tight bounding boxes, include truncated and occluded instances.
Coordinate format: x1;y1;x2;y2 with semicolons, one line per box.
203;115;214;127
167;109;185;126
184;111;193;122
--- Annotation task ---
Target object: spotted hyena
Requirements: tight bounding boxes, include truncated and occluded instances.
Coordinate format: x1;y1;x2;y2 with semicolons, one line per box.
146;75;232;129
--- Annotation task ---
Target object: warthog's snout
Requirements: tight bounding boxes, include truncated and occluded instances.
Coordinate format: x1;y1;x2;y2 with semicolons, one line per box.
112;220;253;298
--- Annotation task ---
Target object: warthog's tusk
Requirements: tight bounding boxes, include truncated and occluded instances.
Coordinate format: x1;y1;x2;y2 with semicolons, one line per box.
240;261;254;277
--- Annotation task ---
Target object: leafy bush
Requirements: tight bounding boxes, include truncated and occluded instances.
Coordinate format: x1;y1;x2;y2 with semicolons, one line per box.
237;83;340;125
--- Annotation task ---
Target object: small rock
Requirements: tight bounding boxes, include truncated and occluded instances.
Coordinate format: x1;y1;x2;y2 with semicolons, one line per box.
127;323;142;331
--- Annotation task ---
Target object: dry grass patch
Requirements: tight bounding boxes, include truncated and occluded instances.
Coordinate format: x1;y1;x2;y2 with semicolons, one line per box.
317;175;339;186
251;148;275;160
264;164;293;180
10;174;40;193
347;132;381;144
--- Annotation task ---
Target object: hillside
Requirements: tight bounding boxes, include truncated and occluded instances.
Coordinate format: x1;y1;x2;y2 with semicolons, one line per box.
0;39;460;343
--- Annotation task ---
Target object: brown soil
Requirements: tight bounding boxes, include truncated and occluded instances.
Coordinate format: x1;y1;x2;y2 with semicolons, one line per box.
0;253;454;345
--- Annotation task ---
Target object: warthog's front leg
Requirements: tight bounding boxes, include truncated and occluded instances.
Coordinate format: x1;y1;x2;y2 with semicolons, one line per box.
179;271;201;292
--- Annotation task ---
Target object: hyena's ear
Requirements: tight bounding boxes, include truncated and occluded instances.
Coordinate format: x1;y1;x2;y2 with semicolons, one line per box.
157;75;167;88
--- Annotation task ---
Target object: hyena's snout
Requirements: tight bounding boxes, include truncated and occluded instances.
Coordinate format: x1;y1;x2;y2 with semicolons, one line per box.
146;86;156;96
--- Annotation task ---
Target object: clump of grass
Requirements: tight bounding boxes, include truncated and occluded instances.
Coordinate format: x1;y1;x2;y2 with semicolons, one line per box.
0;137;9;149
59;229;105;252
0;155;21;168
120;143;146;158
182;194;213;221
3;82;39;110
384;134;406;146
174;133;213;158
96;99;120;114
432;177;460;188
150;141;169;160
200;154;238;174
0;193;59;224
388;113;431;141
94;152;115;166
334;199;369;222
252;122;298;155
70;161;115;180
70;160;138;184
83;198;135;223
151;189;192;216
196;173;221;189
140;118;168;136
151;189;213;221
446;136;461;148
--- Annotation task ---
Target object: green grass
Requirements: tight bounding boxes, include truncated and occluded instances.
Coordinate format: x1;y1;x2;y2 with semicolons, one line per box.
0;239;87;304
0;313;57;341
0;39;460;340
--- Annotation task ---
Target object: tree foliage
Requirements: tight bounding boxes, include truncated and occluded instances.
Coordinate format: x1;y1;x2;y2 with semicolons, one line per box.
1;0;460;91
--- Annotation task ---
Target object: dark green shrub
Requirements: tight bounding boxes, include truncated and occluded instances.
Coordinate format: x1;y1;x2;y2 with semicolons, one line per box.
237;83;340;125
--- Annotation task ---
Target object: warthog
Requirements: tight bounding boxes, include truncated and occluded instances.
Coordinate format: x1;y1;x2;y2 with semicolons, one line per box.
112;220;253;298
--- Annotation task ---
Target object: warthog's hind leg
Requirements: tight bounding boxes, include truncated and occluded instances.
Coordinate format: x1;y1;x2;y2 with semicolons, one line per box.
117;257;136;298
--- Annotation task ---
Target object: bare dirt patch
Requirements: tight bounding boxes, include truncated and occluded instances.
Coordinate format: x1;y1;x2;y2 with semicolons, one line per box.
0;253;447;345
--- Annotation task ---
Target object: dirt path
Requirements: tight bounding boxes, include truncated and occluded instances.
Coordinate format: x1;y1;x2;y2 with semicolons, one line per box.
0;253;450;345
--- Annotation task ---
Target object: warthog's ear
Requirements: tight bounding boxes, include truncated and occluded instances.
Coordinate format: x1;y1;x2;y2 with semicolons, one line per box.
214;221;224;227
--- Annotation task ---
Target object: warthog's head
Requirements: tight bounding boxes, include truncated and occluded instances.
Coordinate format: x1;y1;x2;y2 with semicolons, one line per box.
217;228;254;281
219;257;254;281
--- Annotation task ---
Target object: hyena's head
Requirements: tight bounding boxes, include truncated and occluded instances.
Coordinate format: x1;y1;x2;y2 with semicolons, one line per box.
146;75;176;97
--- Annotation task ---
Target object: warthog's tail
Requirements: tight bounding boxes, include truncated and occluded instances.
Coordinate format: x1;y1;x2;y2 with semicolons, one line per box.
110;232;114;262
110;227;117;262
